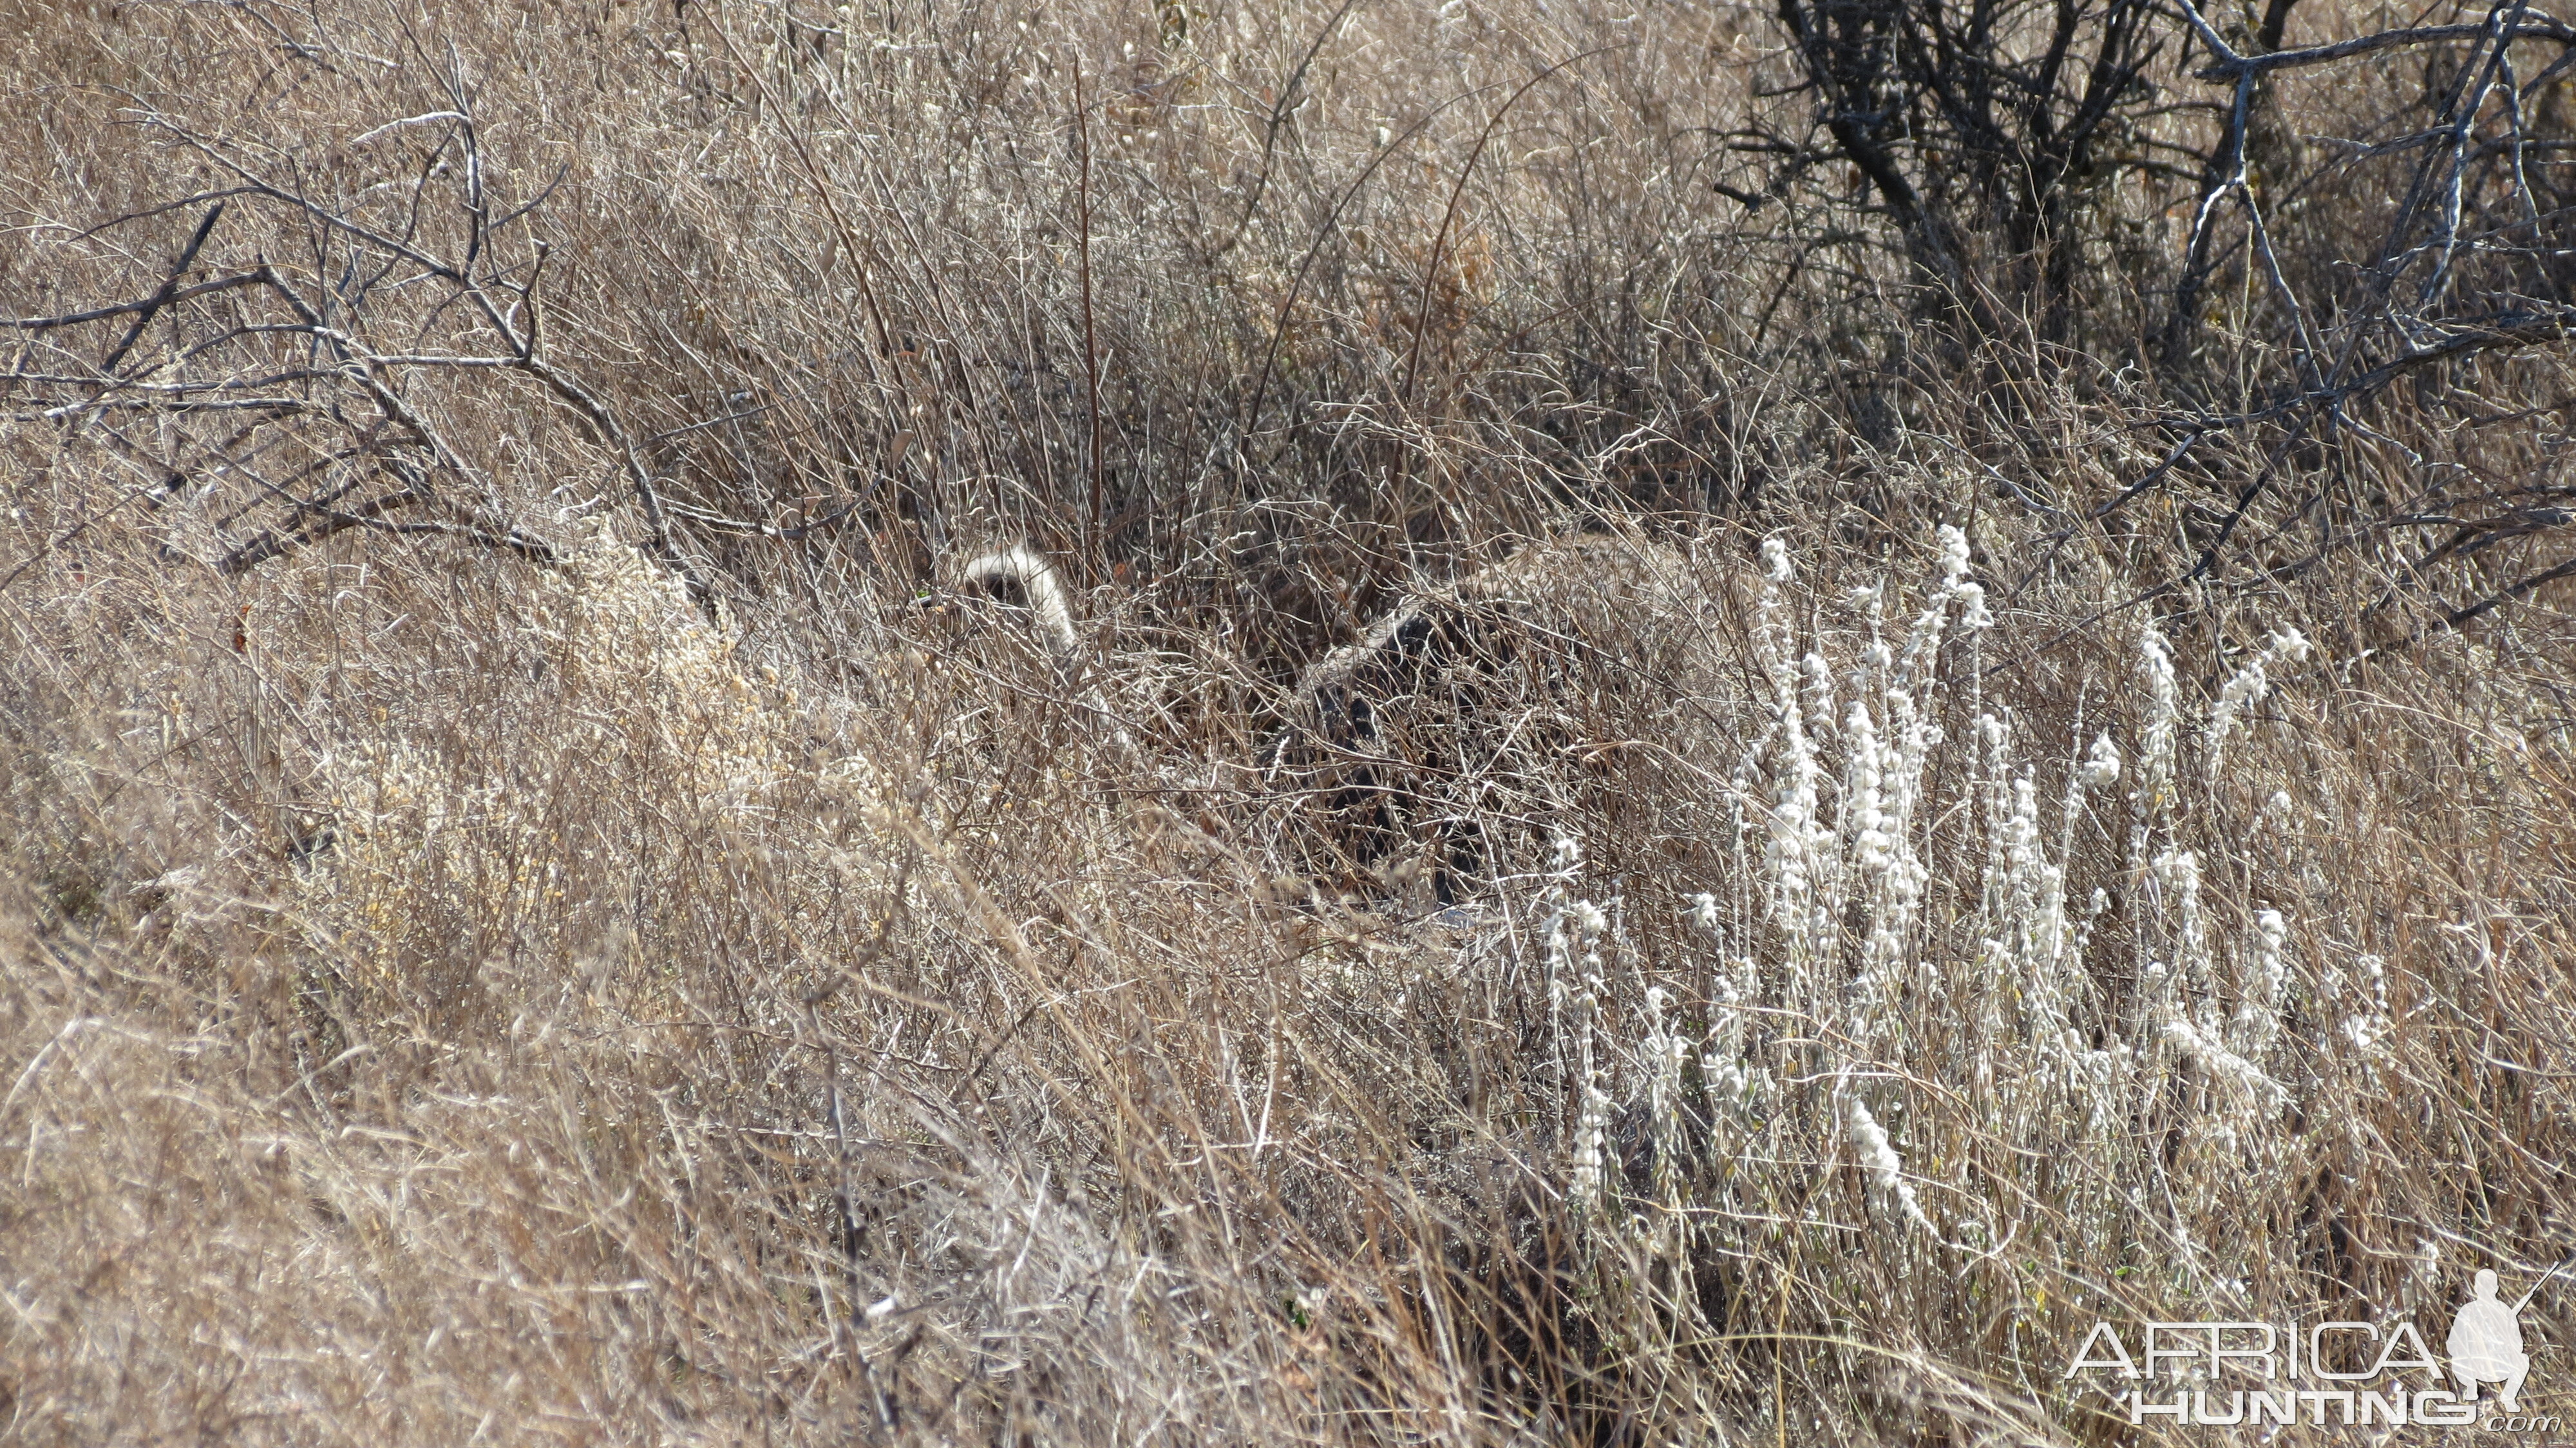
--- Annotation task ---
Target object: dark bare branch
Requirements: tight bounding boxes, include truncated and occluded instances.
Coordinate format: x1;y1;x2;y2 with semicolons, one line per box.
2;271;272;331
96;204;225;376
2194;15;2576;79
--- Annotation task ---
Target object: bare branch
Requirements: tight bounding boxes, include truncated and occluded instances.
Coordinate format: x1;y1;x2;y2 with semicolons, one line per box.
2195;15;2576;79
2;271;272;331
96;203;226;376
213;488;558;576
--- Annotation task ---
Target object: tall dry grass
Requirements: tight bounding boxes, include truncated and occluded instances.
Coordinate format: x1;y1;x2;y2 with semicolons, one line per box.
5;0;2575;1443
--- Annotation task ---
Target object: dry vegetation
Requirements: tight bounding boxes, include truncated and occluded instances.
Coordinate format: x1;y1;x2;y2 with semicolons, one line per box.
5;0;2575;1441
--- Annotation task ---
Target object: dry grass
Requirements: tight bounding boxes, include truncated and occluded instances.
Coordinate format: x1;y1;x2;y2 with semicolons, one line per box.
6;0;2576;1443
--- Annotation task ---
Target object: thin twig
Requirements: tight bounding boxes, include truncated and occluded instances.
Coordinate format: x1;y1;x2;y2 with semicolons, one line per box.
1075;58;1105;573
1398;50;1623;405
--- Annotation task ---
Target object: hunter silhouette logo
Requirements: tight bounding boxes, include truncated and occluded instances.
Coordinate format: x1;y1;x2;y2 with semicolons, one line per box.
2065;1260;2565;1431
2451;1263;2560;1413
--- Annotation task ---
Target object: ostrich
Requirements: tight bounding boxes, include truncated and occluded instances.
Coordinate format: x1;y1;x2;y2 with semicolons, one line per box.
956;544;1079;659
1263;533;1730;906
934;544;1143;757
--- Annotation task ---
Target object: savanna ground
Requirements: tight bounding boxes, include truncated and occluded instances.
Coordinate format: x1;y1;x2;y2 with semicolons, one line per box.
3;0;2573;1441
